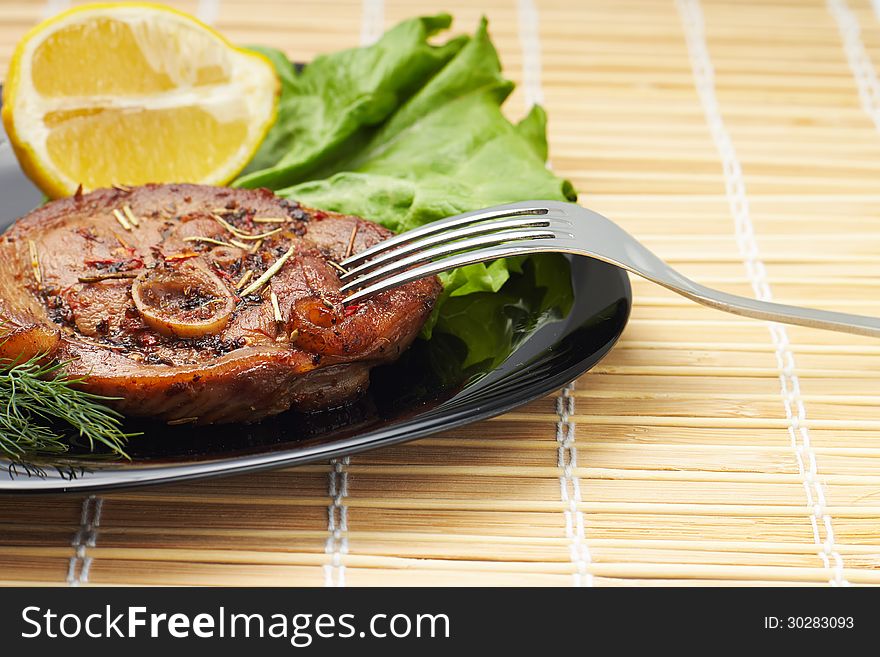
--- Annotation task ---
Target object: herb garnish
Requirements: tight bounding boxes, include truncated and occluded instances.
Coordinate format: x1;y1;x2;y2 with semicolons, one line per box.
0;351;133;462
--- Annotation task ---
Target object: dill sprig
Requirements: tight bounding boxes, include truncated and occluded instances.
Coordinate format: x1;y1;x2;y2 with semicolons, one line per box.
0;354;133;462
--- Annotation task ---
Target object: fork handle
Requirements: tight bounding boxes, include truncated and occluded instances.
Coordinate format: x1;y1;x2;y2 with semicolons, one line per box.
566;203;880;339
657;276;880;338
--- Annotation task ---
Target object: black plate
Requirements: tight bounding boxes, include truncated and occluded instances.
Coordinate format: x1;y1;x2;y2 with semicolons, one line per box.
0;118;631;493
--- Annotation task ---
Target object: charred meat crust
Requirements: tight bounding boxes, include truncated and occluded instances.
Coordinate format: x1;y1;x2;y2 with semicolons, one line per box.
0;183;441;424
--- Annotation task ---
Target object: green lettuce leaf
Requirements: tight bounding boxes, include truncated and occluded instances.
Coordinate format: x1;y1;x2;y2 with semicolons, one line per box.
234;15;577;363
238;14;467;186
430;253;574;369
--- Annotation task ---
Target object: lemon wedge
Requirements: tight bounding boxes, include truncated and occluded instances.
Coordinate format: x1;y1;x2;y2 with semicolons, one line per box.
2;2;279;198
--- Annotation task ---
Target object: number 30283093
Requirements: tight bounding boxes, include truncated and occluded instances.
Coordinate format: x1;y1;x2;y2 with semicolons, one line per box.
764;617;854;630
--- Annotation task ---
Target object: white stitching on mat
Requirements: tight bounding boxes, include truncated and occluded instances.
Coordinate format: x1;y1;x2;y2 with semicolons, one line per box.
517;0;593;587
677;0;848;586
67;495;102;586
44;0;220;23
196;0;221;26
828;0;880;132
517;0;546;108
42;0;70;19
360;0;385;47
324;457;350;587
556;384;594;587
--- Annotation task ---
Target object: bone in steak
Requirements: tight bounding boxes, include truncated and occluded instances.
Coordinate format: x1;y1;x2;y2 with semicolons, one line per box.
0;184;441;424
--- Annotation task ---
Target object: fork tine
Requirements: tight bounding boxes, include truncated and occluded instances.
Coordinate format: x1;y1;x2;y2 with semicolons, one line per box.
341;241;561;305
339;204;551;268
338;216;552;282
338;227;557;294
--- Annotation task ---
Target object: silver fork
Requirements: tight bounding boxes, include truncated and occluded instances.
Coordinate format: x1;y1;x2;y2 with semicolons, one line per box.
338;200;880;338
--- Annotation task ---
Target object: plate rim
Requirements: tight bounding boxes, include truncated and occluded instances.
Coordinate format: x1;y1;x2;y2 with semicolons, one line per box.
0;262;631;493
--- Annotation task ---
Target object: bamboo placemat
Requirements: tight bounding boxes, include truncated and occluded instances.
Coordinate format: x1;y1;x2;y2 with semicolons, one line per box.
1;0;879;586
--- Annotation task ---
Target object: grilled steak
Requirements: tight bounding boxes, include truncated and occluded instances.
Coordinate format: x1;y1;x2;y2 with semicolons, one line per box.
0;184;441;424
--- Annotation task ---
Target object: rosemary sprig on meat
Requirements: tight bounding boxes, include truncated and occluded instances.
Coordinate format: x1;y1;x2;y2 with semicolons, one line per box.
328;260;348;275
78;271;139;283
211;213;282;241
0;350;134;462
122;204;141;228
344;224;358;259
183;235;236;249
28;239;42;286
112;208;132;231
235;269;253;290
239;243;297;296
252;217;289;224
